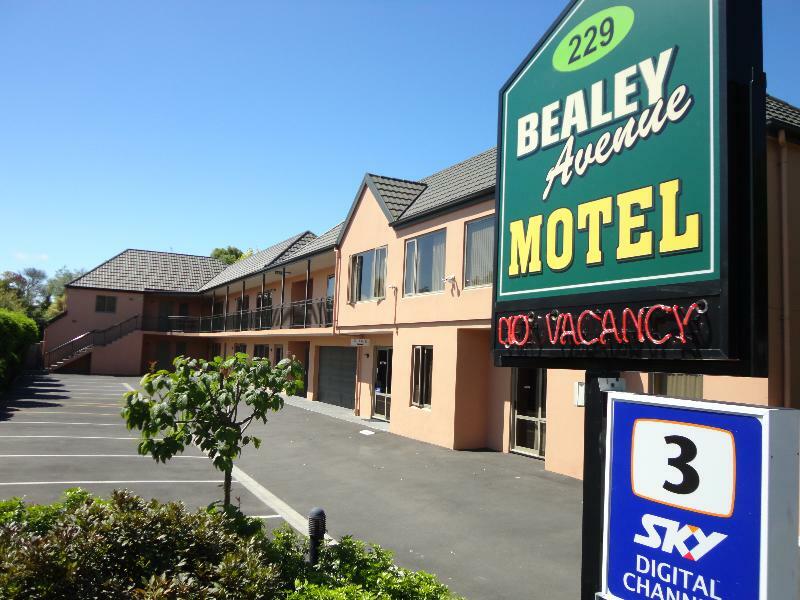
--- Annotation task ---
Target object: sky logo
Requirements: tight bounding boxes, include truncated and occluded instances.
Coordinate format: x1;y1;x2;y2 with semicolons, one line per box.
634;514;727;561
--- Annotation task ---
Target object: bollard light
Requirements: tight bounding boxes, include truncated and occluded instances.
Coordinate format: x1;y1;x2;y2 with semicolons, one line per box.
307;507;326;566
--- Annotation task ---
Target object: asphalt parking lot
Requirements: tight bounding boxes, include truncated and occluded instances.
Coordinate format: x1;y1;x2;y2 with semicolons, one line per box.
1;373;583;600
0;373;288;533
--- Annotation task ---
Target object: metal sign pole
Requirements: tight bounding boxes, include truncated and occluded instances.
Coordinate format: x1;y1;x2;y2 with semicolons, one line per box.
580;371;621;600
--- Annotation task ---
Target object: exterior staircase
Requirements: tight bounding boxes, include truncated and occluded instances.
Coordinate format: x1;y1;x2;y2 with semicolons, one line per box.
45;315;141;372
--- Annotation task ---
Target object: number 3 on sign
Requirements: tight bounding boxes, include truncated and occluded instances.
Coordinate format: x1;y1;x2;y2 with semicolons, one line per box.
631;420;736;517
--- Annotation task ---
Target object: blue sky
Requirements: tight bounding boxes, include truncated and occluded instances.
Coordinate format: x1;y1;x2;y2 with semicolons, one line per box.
1;0;797;276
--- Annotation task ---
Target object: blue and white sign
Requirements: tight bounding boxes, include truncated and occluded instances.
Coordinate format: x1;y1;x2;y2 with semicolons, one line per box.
599;393;800;600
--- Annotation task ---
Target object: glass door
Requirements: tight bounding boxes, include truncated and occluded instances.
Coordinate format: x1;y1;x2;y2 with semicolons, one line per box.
512;368;546;458
373;347;392;421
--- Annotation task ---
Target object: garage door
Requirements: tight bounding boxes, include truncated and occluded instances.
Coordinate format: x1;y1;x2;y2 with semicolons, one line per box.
317;347;357;409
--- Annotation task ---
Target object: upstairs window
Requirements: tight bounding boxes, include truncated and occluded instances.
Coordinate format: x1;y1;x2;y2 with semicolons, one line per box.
95;295;117;313
256;292;272;309
411;345;433;408
404;230;446;296
464;217;494;288
326;275;336;299
349;247;387;302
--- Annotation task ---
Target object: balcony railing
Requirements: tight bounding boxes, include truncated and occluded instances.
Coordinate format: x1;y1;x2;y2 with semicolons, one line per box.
142;298;334;334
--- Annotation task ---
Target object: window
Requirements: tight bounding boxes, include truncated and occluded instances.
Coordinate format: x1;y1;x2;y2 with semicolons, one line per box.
95;295;117;313
234;343;247;355
651;373;703;400
211;343;222;358
464;217;494;287
274;346;284;363
404;230;446;295
253;344;269;359
349;247;387;302
411;345;433;408
178;303;189;316
326;275;335;299
175;342;187;357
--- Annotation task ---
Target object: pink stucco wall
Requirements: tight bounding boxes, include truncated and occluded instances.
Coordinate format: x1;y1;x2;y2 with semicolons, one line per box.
45;287;144;353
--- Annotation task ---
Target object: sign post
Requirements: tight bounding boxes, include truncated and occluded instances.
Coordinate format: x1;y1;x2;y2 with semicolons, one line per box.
490;1;775;598
599;393;800;599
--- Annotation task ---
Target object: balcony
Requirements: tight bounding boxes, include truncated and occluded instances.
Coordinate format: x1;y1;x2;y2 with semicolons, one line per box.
143;298;334;334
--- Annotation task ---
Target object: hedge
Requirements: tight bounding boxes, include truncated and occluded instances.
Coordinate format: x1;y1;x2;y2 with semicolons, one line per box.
0;309;38;390
0;489;460;599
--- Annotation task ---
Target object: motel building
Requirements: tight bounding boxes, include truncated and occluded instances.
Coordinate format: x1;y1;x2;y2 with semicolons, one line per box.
43;96;800;480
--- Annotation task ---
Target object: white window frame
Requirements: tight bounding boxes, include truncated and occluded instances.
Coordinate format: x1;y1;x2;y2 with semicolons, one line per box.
463;216;494;289
404;229;447;297
349;246;387;303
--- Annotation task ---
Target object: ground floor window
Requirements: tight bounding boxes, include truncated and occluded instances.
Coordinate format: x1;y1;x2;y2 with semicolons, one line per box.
512;368;546;459
274;346;284;363
650;373;703;399
210;343;221;359
175;342;187;357
233;343;247;355
411;345;433;408
253;344;269;359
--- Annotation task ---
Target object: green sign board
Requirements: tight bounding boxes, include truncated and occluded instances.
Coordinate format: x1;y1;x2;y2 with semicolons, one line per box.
493;0;766;374
498;0;719;299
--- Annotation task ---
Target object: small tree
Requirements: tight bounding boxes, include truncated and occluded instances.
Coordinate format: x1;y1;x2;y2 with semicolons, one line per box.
122;353;304;507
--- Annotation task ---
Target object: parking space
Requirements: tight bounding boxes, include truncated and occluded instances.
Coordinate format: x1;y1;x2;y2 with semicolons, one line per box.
2;374;583;599
0;374;287;531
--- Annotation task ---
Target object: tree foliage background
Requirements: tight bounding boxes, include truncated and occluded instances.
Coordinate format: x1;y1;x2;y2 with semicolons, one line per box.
211;246;254;265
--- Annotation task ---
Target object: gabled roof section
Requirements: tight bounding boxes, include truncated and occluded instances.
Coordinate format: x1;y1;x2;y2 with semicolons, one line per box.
336;174;427;245
395;147;496;223
273;222;342;267
199;232;312;291
67;249;227;293
369;175;428;219
767;95;800;135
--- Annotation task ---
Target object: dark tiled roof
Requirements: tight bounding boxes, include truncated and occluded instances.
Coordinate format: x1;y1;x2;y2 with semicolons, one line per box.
396;147;497;222
199;232;310;291
274;232;319;263
274;222;342;267
767;95;800;131
68;249;226;293
368;175;427;219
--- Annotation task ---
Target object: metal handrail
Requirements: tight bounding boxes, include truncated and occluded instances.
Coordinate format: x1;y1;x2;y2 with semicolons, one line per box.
142;297;335;334
45;315;142;368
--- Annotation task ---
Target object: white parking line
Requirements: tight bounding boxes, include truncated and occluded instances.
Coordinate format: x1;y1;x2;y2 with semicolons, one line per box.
0;435;139;440
231;465;334;540
0;480;233;486
1;411;118;416
0;454;206;459
0;421;122;426
252;515;283;519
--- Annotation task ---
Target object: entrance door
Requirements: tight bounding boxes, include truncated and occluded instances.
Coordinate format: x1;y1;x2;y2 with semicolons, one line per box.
317;346;356;409
373;347;392;421
158;301;174;331
512;368;546;458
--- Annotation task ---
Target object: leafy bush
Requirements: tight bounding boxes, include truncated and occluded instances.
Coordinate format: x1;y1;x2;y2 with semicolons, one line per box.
0;490;458;600
0;308;38;389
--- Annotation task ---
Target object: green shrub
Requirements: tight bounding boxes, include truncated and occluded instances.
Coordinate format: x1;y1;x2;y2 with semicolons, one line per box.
0;308;38;390
0;490;459;600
